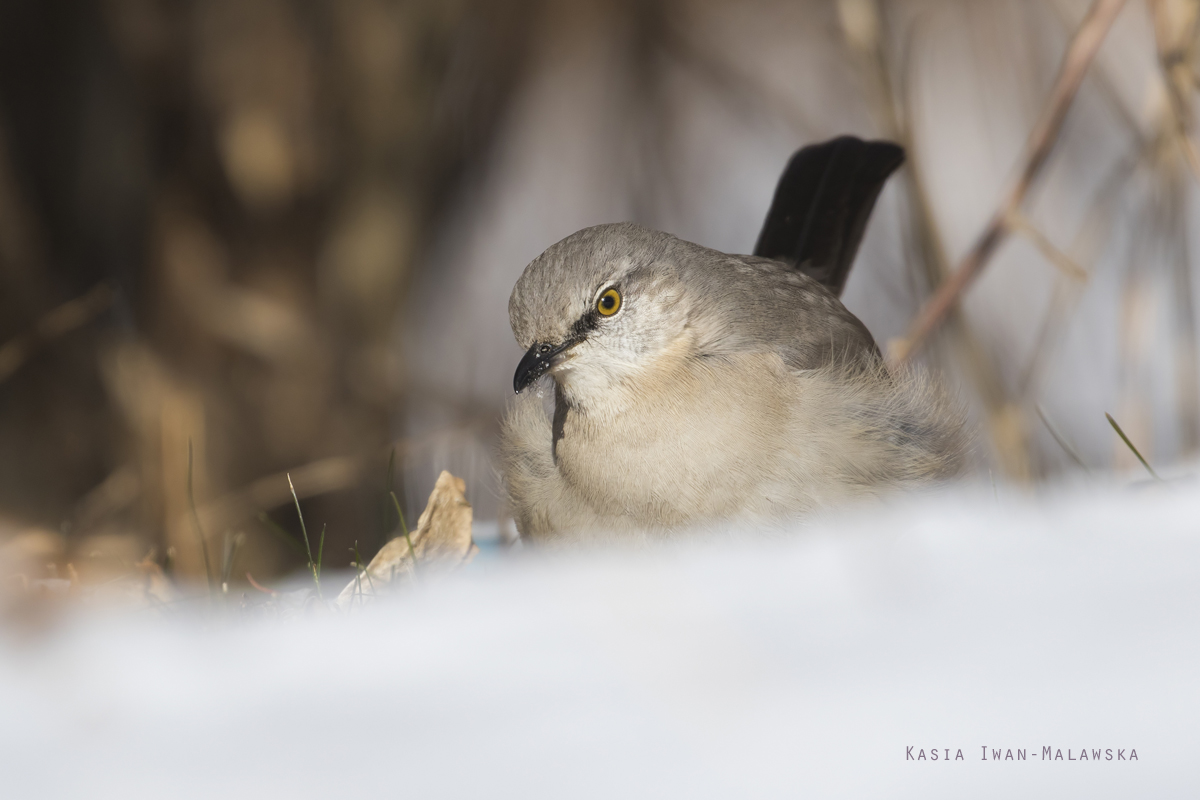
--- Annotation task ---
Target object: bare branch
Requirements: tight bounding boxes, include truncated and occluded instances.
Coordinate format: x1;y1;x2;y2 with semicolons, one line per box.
893;0;1128;363
1007;209;1089;282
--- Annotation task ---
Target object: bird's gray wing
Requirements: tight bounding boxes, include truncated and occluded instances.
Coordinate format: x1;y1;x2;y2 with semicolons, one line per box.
683;247;881;372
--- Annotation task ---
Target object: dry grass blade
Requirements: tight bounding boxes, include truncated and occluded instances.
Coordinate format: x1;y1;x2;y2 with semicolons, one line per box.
1036;405;1092;472
894;0;1128;363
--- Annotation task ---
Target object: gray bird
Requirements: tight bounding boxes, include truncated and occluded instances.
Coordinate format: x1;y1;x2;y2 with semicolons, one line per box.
500;137;965;541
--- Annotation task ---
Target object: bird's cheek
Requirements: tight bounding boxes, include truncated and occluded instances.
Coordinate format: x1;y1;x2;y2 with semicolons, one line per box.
547;350;585;384
553;362;617;407
546;343;598;383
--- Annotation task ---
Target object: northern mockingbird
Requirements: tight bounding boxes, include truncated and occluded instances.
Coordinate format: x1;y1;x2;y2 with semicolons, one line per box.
501;137;965;540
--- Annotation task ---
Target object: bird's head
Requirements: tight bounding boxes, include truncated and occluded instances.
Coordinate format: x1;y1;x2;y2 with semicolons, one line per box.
508;223;693;403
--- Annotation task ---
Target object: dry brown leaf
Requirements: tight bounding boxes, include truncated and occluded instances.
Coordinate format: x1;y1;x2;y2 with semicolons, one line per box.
338;470;476;605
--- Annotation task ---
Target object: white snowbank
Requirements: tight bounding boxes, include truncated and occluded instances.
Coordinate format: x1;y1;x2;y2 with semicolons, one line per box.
1;480;1196;798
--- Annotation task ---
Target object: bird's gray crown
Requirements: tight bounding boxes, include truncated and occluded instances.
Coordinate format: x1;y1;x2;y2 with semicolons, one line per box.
508;222;673;349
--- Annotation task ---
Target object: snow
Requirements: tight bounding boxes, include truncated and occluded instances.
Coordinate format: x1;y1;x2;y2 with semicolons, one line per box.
1;479;1196;798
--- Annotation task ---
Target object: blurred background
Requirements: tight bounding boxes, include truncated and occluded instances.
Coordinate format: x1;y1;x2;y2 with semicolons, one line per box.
0;0;1197;588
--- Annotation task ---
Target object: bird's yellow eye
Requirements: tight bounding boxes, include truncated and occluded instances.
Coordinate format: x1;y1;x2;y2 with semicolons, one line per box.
597;288;622;316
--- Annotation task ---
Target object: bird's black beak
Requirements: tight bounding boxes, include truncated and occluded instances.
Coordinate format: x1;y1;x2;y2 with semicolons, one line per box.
514;340;575;393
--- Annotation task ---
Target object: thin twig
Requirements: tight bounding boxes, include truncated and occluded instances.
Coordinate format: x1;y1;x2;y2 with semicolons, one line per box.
895;0;1128;363
245;572;279;596
851;0;1033;478
1048;0;1147;145
1008;209;1089;281
1017;147;1144;399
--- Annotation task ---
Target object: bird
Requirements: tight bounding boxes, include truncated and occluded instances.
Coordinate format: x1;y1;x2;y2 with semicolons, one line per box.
500;136;966;541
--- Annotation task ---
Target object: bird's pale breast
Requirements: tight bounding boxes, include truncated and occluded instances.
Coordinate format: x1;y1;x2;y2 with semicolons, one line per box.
553;350;797;526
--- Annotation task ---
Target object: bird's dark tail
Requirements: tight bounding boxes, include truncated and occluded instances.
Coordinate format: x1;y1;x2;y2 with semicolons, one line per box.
753;136;905;297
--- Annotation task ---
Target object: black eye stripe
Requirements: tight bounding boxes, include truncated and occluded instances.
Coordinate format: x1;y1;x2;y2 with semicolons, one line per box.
566;287;620;338
571;314;597;338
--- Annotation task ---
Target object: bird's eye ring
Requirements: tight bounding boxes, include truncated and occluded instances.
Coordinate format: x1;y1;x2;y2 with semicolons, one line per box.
597;288;622;317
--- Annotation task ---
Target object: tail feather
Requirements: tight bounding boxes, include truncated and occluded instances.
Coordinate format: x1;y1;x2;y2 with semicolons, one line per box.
754;136;905;297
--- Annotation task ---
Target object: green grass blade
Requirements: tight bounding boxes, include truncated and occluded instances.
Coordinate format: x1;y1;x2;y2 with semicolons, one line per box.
1106;413;1161;481
257;512;307;556
351;541;377;606
316;523;326;580
389;490;417;570
287;473;320;593
187;439;215;593
383;448;396;545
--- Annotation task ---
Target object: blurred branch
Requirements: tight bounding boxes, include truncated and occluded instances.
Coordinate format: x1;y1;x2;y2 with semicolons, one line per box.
1006;209;1089;281
1016;148;1144;398
1148;0;1200;183
0;283;114;384
893;0;1128;364
843;0;1034;478
1146;0;1200;453
841;0;949;289
1050;0;1148;145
